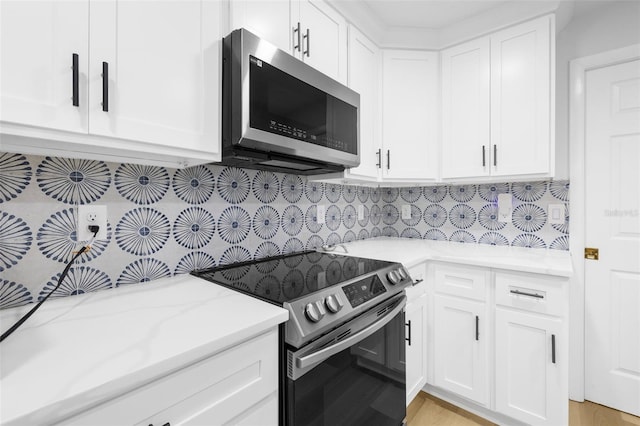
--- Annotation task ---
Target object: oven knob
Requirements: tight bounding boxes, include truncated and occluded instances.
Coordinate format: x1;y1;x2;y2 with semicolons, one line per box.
304;302;324;323
398;268;409;280
325;294;343;313
387;270;401;285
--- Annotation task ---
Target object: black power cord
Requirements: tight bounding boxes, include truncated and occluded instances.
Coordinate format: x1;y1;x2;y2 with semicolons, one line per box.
0;226;99;343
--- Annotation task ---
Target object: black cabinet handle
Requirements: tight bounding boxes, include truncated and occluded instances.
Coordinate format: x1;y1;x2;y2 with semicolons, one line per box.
148;423;170;426
405;320;412;346
293;22;301;52
482;145;486;166
475;315;479;341
303;28;310;57
72;53;79;107
493;144;497;167
101;62;109;112
387;150;391;170
376;149;381;168
412;278;424;285
551;334;556;364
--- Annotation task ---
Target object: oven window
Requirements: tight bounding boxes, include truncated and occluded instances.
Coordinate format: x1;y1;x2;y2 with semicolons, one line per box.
286;311;406;426
249;55;357;154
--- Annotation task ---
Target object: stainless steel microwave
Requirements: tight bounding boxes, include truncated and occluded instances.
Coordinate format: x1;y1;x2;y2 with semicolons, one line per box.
221;28;360;174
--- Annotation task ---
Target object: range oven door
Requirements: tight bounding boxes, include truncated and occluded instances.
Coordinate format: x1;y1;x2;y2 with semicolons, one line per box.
286;294;406;426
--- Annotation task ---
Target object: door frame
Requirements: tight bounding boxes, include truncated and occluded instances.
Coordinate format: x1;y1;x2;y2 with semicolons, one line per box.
568;43;640;401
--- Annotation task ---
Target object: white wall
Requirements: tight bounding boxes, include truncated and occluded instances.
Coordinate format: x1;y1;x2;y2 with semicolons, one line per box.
555;0;640;179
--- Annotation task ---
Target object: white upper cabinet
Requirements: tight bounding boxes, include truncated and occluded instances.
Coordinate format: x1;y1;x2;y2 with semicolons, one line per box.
345;25;381;181
441;37;490;179
228;0;291;53
0;1;89;133
230;0;347;84
382;50;439;182
490;16;552;177
89;0;221;153
0;0;223;168
441;15;554;181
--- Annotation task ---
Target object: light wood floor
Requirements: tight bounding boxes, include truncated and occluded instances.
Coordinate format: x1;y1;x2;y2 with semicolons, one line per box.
407;392;640;426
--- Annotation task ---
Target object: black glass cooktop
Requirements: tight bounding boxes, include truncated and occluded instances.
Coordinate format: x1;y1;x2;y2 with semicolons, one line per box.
191;251;395;305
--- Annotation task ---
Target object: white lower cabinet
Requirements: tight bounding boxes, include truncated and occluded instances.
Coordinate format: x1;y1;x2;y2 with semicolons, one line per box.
427;263;568;425
405;263;428;405
59;330;278;426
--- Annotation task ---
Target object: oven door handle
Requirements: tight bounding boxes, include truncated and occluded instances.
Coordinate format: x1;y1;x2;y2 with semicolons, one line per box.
295;295;406;370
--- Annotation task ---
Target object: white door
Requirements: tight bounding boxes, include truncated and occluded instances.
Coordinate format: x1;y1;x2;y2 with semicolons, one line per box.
89;0;221;153
229;0;292;53
345;26;380;181
0;1;89;133
381;50;439;181
433;294;488;405
495;308;564;425
441;37;490;180
296;0;347;84
490;15;551;177
585;58;640;417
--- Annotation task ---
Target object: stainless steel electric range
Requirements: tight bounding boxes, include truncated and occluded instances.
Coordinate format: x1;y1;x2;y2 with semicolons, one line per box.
192;250;413;426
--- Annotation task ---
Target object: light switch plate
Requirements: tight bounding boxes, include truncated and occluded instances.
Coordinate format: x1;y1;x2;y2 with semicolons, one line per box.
357;205;364;221
317;205;326;224
548;204;565;224
401;205;412;220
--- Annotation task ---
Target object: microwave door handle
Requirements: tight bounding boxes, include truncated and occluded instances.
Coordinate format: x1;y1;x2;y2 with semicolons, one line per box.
294;296;406;370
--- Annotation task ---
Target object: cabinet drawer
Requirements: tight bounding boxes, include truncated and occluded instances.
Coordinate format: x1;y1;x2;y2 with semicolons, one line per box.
405;262;427;301
61;330;278;426
433;263;488;301
495;271;567;316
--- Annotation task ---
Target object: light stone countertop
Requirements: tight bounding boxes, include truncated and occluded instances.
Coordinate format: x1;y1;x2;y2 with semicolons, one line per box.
0;274;288;425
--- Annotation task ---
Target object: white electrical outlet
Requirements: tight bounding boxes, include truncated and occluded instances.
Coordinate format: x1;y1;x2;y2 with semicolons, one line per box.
317;205;326;224
77;205;108;241
548;204;565;225
357;205;364;221
401;204;412;220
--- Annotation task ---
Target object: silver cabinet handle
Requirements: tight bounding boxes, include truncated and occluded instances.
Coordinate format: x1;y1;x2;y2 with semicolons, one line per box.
293;22;301;52
303;28;310;57
510;289;544;299
482;145;486;167
376;149;382;168
493;144;497;167
387;150;391;170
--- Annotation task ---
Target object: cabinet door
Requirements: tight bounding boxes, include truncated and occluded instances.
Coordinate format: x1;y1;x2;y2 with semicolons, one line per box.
495;308;565;425
433;295;488;405
230;0;292;53
296;0;347;84
490;15;552;176
441;37;490;179
345;25;380;181
89;0;221;155
0;1;89;133
406;293;427;405
381;50;438;181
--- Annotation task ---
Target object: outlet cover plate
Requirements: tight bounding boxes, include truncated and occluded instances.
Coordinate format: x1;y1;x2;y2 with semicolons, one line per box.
77;205;108;241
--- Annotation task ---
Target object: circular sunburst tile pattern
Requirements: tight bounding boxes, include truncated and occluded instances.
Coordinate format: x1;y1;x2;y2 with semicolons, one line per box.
40;266;111;299
357;187;370;203
383;226;399;237
253;206;280;240
115;164;169;204
424;229;447;241
173;165;215;204
0;280;32;309
512;234;546;249
400;187;421;203
401;228;421;239
218;206;251;244
512;182;547;202
449;185;476;203
306;235;324;251
478;183;509;202
424;204;447;228
175;251;216;274
478;204;506;231
449;204;477;229
305;205;323;233
382;188;399;203
382;204;399;226
217;167;250;204
424;186;447;203
479;232;509;246
173;207;216;249
449;230;476;244
252;171;280;203
550;236;570;251
115;208;170;255
255;241;280;260
37;157;110;204
512;204;547;232
282;206;304;236
370;205;382;226
117;258;171;286
220;245;252;265
358;229;370;240
343;205;357;229
370;187;381;203
325;184;342;203
0;212;32;272
325;205;342;231
549;181;570;202
305;181;324;203
0;153;31;203
343;186;357;203
325;233;342;246
283;237;304;254
343;230;357;243
281;175;304;203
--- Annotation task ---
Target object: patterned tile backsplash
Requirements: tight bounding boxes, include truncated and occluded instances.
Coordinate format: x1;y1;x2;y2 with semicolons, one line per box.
0;152;569;309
